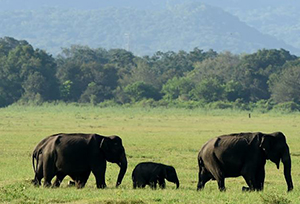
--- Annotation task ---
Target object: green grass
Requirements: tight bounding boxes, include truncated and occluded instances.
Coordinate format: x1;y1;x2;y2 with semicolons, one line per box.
0;104;299;203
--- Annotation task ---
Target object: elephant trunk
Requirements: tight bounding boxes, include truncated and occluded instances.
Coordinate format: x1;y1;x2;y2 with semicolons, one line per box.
175;180;180;189
281;146;293;192
116;153;127;187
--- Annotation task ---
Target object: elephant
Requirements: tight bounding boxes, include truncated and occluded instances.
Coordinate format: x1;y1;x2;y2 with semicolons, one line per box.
197;132;293;192
132;162;179;189
32;133;127;188
32;134;98;188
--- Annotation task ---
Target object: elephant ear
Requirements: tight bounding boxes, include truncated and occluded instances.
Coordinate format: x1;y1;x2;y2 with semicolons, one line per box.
163;166;173;179
260;135;271;153
161;165;168;178
259;134;275;161
100;137;108;151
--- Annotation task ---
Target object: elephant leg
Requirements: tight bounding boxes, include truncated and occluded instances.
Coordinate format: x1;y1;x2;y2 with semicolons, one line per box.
33;162;43;186
76;171;91;189
43;156;57;187
53;172;66;188
132;178;141;189
255;167;265;191
133;181;137;189
92;160;106;189
149;180;157;189
204;159;225;191
242;173;257;191
241;164;259;191
136;180;146;188
197;167;213;190
242;178;254;191
217;178;226;191
158;179;166;189
93;168;106;188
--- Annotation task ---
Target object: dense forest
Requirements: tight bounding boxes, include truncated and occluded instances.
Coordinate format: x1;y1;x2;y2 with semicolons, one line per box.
0;37;299;111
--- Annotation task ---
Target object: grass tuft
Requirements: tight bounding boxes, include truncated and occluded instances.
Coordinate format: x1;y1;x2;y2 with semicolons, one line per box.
260;194;291;204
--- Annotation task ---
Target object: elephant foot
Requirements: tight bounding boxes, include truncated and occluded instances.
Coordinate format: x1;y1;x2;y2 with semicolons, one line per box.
242;186;250;192
116;182;121;187
43;182;52;188
97;183;107;189
32;180;41;186
68;181;76;187
219;187;226;192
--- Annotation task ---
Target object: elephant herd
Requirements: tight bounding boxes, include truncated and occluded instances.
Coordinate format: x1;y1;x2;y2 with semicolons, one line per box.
31;132;293;192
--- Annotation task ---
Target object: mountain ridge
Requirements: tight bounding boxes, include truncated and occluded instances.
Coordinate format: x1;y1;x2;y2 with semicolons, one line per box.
0;2;298;55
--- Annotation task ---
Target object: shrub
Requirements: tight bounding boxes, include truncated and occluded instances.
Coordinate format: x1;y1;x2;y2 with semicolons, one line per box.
272;102;300;112
207;101;233;109
98;100;120;108
260;194;291;204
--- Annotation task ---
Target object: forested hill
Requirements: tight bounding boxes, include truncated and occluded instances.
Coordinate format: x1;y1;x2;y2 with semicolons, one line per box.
0;2;298;56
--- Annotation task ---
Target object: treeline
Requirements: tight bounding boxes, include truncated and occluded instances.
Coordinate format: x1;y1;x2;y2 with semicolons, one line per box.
0;37;300;111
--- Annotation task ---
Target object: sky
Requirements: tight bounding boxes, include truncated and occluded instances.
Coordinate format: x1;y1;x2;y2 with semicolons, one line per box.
0;0;298;10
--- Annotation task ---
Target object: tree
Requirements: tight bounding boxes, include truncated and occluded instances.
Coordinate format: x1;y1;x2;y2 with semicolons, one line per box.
188;48;217;63
190;51;240;84
119;58;160;89
270;66;300;103
223;80;245;102
190;78;224;102
144;51;194;87
236;49;297;102
79;82;113;104
161;77;194;100
124;81;161;102
0;37;58;106
21;72;46;102
56;46;119;102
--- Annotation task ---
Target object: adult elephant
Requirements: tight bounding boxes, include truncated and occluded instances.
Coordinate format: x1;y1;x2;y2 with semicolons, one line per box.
32;133;127;188
197;132;293;192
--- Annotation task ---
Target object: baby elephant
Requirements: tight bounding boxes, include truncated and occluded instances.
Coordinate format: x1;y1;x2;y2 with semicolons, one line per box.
132;162;179;189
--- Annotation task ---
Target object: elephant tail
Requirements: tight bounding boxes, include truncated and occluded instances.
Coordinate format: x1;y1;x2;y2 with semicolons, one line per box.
32;151;37;174
32;149;41;175
31;150;40;185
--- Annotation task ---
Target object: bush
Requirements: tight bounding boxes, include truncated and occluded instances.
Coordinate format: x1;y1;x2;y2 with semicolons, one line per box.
272;102;300;112
233;99;251;111
166;100;205;109
98;100;120;108
207;101;233;109
253;99;275;113
16;93;44;106
135;99;158;108
260;194;291;204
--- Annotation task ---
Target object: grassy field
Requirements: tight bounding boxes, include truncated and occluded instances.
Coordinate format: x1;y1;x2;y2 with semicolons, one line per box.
0;104;299;203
